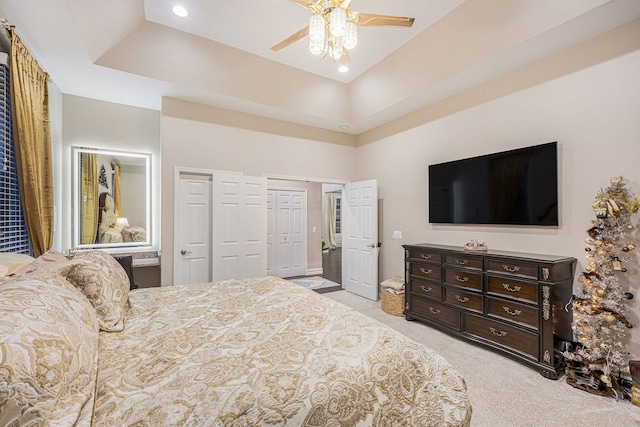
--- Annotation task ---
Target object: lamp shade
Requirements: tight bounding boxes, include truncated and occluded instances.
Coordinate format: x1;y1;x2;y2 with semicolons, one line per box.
309;14;325;43
309;38;325;55
343;21;357;49
329;7;346;37
116;217;130;227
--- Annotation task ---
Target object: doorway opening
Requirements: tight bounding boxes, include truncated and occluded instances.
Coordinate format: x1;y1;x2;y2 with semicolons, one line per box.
322;184;343;285
265;177;344;291
265;175;378;300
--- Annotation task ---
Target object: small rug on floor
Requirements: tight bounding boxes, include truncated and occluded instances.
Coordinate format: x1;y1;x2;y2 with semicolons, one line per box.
288;276;341;290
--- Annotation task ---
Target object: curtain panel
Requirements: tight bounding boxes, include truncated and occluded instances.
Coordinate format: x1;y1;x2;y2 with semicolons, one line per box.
7;30;53;257
113;162;121;218
324;192;337;250
80;152;99;244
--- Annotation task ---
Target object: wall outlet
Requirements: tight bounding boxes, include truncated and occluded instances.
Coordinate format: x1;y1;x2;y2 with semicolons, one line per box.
392;230;402;239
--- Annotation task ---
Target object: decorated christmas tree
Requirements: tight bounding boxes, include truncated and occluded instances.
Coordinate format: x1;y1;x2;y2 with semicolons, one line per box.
564;176;639;399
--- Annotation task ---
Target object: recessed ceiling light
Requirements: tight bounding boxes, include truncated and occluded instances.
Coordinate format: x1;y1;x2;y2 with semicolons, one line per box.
173;5;188;17
338;65;349;73
339;124;349;130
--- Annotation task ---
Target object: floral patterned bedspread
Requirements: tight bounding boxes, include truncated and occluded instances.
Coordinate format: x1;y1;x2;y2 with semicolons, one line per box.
94;276;472;426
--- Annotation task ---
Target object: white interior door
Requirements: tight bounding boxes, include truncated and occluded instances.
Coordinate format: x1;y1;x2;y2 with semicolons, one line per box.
175;174;212;286
267;189;306;278
342;179;379;301
212;173;267;280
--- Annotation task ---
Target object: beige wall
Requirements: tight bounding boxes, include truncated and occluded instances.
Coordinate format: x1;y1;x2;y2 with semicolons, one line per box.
355;49;640;357
58;95;161;252
160;98;359;286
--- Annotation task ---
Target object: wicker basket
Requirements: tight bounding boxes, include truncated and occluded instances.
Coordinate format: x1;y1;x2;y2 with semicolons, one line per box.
381;290;405;316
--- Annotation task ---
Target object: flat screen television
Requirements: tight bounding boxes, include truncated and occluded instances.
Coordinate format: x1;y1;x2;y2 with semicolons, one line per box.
428;142;558;226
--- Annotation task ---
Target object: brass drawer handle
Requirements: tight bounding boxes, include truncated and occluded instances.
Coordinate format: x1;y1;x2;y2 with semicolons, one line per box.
420;286;432;293
490;327;507;337
502;264;520;273
455;275;469;283
420;268;432;275
456;259;467;265
503;306;522;316
420;253;431;260
502;283;521;292
455;295;469;303
429;307;440;315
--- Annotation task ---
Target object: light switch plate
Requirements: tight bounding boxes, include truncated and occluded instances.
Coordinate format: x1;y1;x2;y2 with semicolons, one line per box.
392;230;402;239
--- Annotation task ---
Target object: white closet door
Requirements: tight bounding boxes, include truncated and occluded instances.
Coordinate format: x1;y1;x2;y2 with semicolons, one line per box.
212;173;267;280
266;191;276;276
175;174;212;286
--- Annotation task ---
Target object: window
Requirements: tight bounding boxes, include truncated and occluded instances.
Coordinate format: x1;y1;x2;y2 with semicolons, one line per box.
0;62;31;254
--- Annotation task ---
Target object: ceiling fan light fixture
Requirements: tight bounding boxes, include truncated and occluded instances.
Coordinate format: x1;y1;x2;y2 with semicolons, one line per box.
329;39;344;60
309;38;325;55
343;21;357;49
329;7;346;37
309;14;325;43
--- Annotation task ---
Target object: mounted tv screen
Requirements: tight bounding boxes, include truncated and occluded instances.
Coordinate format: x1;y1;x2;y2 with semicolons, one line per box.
428;142;558;226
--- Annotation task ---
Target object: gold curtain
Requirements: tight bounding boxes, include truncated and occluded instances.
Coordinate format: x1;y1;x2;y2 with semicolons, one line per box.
80;152;99;244
113;162;121;218
8;30;53;257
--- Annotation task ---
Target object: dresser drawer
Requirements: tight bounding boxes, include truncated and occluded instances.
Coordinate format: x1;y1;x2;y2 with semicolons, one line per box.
487;297;538;330
412;298;460;330
409;249;442;263
487;275;538;304
487;259;538;279
410;278;443;300
444;254;483;270
411;263;442;281
444;286;483;313
444;268;482;291
463;314;538;359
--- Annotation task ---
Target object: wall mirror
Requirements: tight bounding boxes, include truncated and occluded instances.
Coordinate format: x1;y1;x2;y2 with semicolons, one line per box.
73;147;151;249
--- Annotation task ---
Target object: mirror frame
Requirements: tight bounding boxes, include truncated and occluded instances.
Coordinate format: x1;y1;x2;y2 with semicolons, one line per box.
72;146;151;249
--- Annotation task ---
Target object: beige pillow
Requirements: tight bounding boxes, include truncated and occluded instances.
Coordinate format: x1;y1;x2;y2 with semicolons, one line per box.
14;247;69;276
0;277;99;426
0;252;35;277
60;250;130;332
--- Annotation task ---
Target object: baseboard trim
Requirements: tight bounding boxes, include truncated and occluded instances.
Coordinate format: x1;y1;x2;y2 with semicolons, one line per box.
306;268;323;276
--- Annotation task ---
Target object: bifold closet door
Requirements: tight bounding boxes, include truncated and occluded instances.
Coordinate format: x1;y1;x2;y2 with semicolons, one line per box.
212;173;267;281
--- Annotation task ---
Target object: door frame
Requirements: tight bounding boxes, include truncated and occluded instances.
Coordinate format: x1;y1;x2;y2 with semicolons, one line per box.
264;174;352;281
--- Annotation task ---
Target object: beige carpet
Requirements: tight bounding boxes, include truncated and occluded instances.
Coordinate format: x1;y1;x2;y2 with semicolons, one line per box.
323;290;640;427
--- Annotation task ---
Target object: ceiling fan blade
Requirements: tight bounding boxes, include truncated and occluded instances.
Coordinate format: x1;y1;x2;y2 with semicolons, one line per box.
354;13;415;27
270;26;309;52
288;0;315;10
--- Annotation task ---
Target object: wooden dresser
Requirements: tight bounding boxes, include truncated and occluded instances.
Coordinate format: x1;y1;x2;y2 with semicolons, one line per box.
403;243;576;379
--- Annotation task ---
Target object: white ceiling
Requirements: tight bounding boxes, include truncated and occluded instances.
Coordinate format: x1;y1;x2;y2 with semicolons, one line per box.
1;0;640;136
142;0;465;83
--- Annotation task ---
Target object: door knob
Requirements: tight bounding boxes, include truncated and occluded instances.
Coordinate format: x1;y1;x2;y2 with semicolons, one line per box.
180;249;191;255
367;243;376;248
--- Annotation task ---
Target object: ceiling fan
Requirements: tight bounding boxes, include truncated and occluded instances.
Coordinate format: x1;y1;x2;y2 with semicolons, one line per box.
270;0;415;61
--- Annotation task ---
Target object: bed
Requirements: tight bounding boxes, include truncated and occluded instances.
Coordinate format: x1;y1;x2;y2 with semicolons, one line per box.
0;250;472;426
